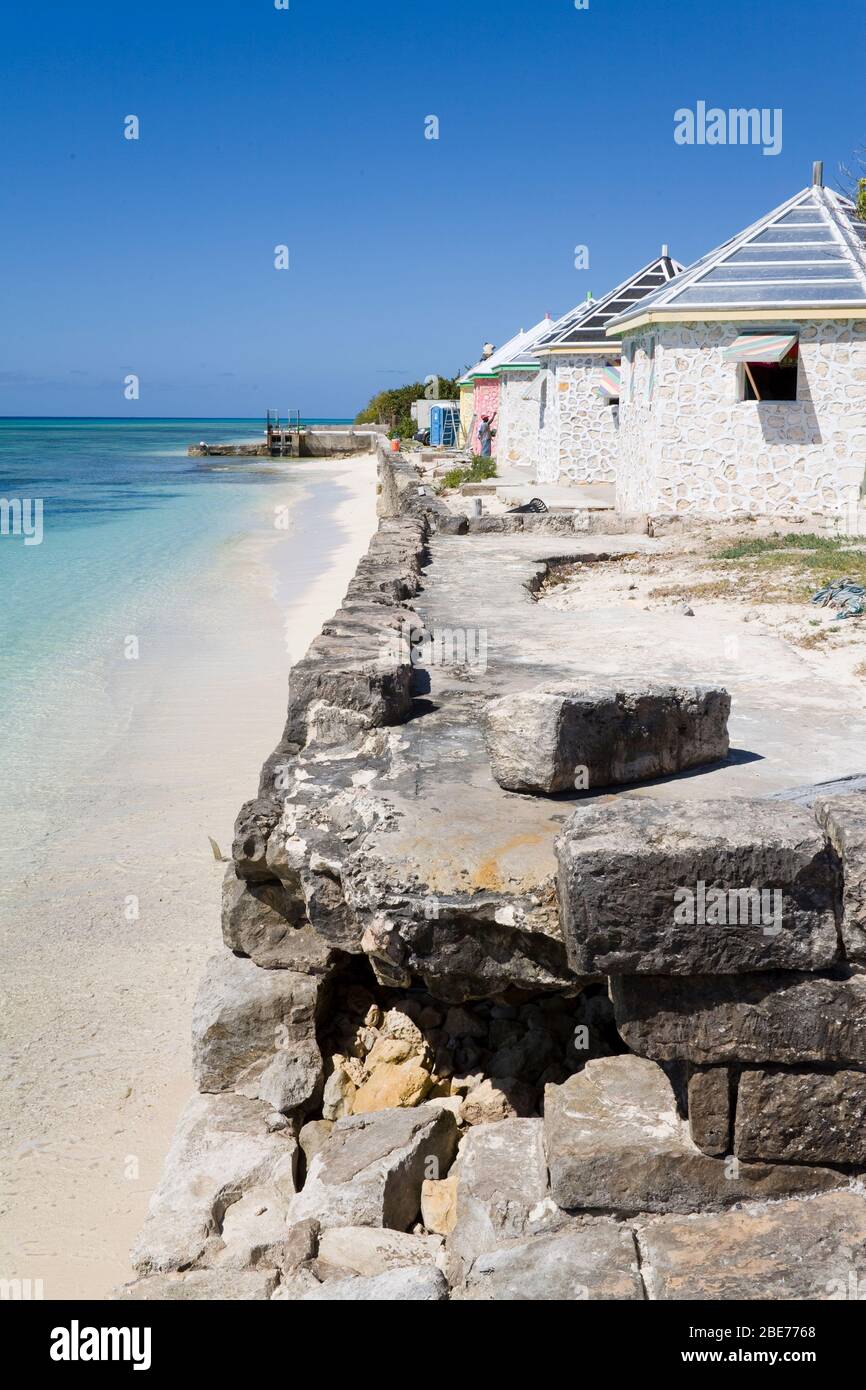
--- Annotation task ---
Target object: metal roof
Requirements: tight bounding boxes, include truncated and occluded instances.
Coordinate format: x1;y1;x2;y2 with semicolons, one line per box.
606;187;866;329
532;254;684;351
459;317;556;384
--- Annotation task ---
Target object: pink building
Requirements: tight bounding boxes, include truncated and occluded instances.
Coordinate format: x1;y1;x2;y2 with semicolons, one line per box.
459;319;553;455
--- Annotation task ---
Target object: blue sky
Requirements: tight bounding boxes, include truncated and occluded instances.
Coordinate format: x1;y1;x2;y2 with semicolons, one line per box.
1;0;864;418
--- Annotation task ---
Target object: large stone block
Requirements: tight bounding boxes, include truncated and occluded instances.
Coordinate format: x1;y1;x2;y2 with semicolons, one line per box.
283;650;413;748
316;1226;442;1279
446;1118;563;1277
298;1266;448;1301
736;1069;866;1165
556;799;838;975
543;1056;844;1216
636;1191;866;1300
455;1225;643;1301
131;1094;298;1274
485;682;729;795
610;971;866;1065
815;791;866;962
116;1269;279;1301
191;952;323;1115
286;1102;458;1232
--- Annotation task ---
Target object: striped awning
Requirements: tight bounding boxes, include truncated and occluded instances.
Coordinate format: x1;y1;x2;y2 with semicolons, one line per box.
722;333;798;364
596;364;621;398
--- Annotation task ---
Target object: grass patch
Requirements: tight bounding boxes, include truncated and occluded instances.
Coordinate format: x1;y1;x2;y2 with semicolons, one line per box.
649;579;744;601
441;455;498;491
711;534;866;595
715;533;846;560
791;628;832;650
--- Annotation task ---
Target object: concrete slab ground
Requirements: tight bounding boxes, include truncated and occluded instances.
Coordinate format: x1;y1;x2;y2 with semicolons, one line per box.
358;530;866;919
493;479;616;512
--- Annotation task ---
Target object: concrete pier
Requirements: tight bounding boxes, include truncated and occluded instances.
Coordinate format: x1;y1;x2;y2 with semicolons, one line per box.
188;426;382;459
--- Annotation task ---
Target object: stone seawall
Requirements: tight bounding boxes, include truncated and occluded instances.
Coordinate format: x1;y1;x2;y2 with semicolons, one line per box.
121;443;866;1302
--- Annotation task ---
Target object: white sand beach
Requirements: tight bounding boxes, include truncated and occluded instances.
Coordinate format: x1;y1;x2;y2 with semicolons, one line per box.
0;453;378;1300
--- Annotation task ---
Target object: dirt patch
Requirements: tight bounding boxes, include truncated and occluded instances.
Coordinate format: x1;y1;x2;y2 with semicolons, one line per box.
538;530;866;689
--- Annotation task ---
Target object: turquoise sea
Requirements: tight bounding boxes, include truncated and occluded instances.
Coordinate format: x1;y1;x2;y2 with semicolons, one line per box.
0;417;347;864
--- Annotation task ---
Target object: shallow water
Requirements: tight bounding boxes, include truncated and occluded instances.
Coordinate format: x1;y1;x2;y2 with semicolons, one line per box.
0;417;344;872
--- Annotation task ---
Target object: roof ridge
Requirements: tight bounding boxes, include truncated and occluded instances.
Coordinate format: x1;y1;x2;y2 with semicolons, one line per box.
817;186;866;294
606;184;866;326
534;253;684;351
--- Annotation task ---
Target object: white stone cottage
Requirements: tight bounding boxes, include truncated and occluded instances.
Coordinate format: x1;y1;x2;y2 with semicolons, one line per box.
532;253;683;486
493;323;557;472
607;179;866;525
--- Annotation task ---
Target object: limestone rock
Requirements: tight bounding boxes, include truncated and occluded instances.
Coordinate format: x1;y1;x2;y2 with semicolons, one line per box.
270;1266;322;1299
610;971;866;1065
352;1057;432;1113
815;791;866;962
321;1064;356;1121
736;1069;866;1165
544;1056;844;1216
486;682;729;795
283;648;413;748
636;1191;866;1300
317;1226;442;1278
456;1225;643;1301
232;797;281;882
444;1007;488;1040
460;1076;535;1126
299;1120;333;1169
422;1176;458;1235
280;1218;319;1272
688;1068;731;1157
131;1094;297;1274
447;1118;564;1277
214;1186;291;1270
116;1269;278;1300
191;952;323;1116
556;799;838;975
341;847;578;1003
298;1266;449;1301
221;866;333;973
286;1102;458;1232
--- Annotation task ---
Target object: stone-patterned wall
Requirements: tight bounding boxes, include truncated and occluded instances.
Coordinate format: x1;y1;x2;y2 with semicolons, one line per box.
459;384;474;448
536;354;621;486
471;377;500;455
497;370;542;470
617;320;866;522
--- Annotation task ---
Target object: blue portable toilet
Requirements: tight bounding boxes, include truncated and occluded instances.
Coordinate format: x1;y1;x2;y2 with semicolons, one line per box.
430;404;459;447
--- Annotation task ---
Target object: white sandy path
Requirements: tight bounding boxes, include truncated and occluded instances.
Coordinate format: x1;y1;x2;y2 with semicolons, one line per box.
0;453;377;1300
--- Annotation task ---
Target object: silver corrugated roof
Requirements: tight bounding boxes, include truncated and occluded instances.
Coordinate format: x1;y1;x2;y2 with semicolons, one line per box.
606;187;866;328
533;254;684;351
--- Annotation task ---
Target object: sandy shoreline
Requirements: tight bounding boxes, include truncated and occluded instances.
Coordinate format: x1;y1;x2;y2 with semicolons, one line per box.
0;453;378;1300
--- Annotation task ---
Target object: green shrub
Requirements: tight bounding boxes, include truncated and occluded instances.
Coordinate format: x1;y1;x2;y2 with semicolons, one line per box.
468;455;497;481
